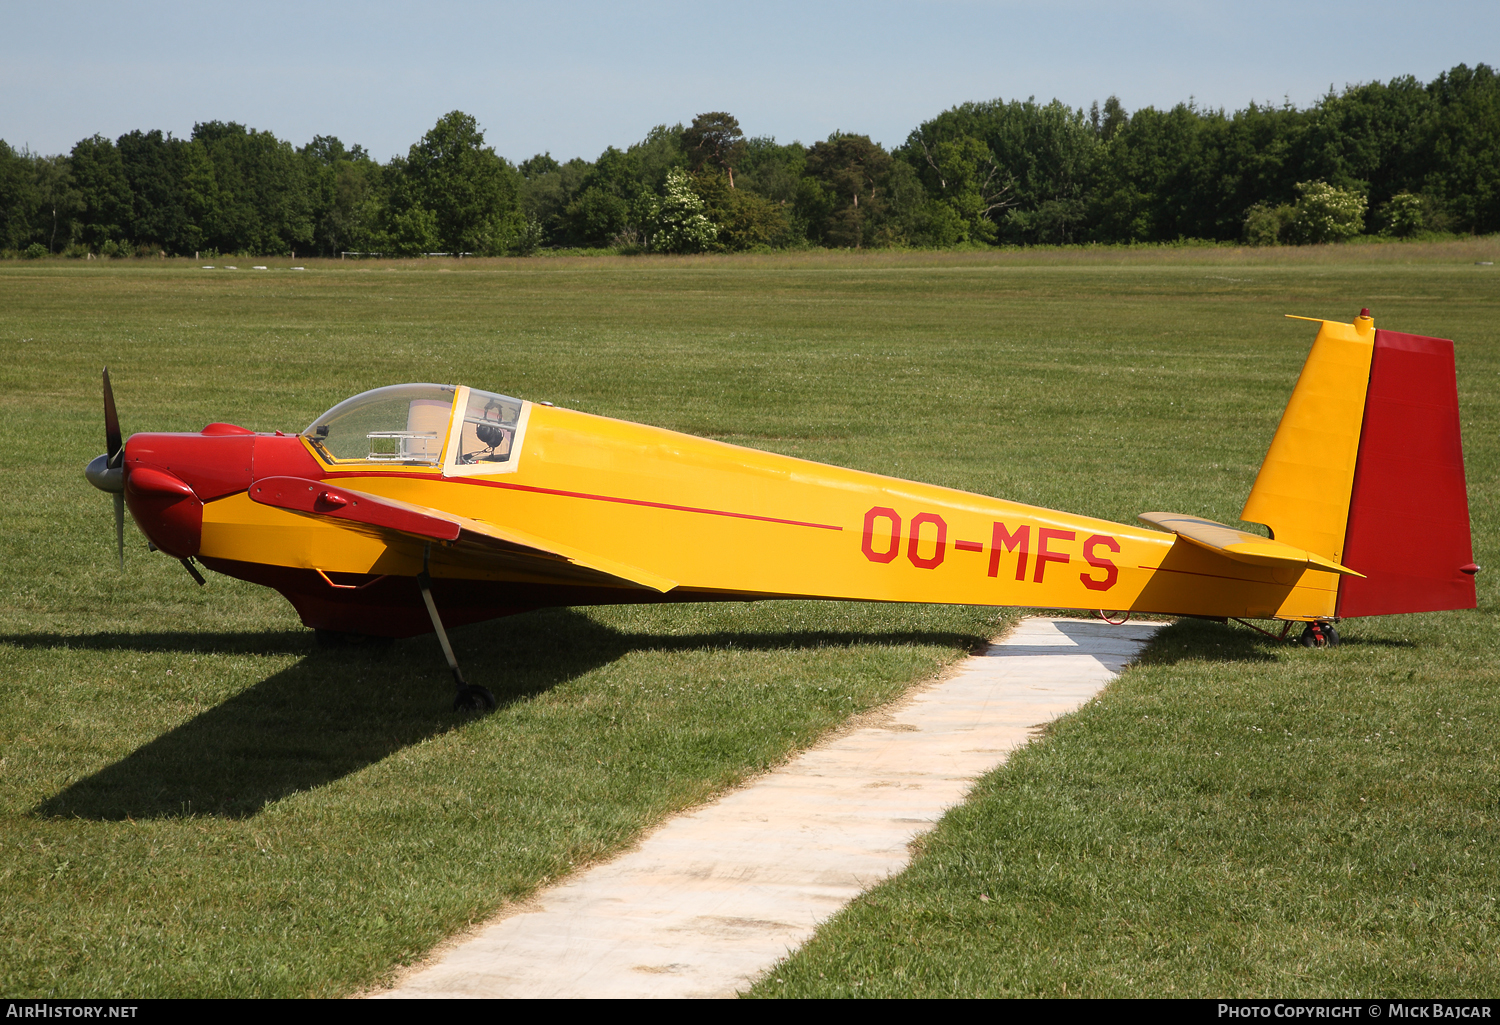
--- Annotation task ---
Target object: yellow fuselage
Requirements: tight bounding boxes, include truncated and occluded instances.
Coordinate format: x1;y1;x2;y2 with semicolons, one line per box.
199;404;1336;622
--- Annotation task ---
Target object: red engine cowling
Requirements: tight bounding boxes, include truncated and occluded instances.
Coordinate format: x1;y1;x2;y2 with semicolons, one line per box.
121;427;325;559
122;431;255;558
124;463;203;557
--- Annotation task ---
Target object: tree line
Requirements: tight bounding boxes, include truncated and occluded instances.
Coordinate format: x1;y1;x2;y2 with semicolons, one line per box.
2;63;1496;259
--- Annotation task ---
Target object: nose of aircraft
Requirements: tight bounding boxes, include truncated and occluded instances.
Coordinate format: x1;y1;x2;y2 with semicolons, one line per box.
86;368;128;568
85;369;265;567
84;452;124;494
121;425;265;559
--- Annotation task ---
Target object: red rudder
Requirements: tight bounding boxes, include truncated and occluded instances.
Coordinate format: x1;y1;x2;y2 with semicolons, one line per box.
1337;330;1476;617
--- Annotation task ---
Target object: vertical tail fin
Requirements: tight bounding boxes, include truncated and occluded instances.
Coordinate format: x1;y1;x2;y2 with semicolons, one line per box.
1241;312;1476;619
1240;313;1376;566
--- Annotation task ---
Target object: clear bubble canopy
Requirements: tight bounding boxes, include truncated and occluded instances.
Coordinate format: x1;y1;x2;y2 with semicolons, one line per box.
304;383;524;466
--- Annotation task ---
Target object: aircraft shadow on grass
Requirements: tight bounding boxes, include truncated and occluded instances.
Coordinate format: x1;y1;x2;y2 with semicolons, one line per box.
1126;616;1416;668
26;606;984;822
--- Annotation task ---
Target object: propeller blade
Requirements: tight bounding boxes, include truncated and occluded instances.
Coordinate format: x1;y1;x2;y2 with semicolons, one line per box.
103;367;123;468
114;493;125;570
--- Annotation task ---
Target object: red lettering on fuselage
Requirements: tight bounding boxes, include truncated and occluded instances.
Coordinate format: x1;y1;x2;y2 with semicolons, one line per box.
864;509;1119;595
862;507;902;563
988;523;1029;580
907;513;947;569
1080;534;1120;591
1033;528;1075;583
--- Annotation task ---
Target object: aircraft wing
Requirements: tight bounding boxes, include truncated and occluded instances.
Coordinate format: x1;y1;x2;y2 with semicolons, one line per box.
1138;512;1365;577
248;475;677;593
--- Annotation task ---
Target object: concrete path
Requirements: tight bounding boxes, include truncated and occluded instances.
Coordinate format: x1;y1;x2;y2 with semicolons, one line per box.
377;616;1163;999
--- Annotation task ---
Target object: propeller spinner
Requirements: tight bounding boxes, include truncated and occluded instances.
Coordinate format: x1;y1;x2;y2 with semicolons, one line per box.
83;367;126;569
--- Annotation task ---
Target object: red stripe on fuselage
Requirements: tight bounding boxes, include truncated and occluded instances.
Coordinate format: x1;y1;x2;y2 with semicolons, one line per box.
320;471;844;532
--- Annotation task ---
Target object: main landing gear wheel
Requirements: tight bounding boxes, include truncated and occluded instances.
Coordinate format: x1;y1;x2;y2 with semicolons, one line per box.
1298;621;1340;648
453;685;497;713
418;544;495;714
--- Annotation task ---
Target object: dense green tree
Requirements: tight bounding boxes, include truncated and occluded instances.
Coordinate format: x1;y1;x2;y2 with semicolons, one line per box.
69;135;133;250
1241;200;1293;245
0;141;38;251
1188;103;1310;238
684;113;747;187
1094;95;1128;141
688;170;788;250
905;133;1012;243
30;153;78;253
396;111;521;254
386;202;440;254
626;125;688;191
518;156;590;244
1374;191;1428;236
1419;63;1500;233
515;127;685;248
177;139;220;254
564;185;630;245
301;135;385;255
904;99;1098;244
803;133;893;247
191;121;312;254
735;137;805;202
1298;77;1430;206
519;153;561;179
1086;103;1197;241
2;63;1496;258
117;130;195;253
562;147;640;245
730;138;810;241
872;159;962;247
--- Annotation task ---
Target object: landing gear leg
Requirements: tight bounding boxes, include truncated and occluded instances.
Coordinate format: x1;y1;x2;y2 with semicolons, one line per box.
1298;620;1340;649
418;544;496;712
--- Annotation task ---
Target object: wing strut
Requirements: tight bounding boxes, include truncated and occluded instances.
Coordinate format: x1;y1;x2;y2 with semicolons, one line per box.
419;542;497;713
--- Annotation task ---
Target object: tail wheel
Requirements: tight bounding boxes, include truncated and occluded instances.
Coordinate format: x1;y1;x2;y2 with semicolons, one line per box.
453;685;497;713
1298;621;1340;648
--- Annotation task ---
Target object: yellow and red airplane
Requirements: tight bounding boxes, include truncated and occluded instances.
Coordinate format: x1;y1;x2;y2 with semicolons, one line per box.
85;311;1477;710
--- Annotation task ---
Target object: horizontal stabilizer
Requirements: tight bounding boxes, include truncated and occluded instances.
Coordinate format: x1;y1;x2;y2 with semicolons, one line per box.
249;476;677;593
1139;512;1365;577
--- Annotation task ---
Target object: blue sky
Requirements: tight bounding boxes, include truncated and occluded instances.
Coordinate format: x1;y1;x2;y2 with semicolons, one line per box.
4;1;1494;161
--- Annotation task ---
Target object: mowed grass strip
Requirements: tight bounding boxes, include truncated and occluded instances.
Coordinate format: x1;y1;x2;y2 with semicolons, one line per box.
0;242;1496;996
749;613;1500;998
1;601;994;997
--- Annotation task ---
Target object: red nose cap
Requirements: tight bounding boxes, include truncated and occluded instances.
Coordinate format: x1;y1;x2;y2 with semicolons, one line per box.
1359;308;1371;318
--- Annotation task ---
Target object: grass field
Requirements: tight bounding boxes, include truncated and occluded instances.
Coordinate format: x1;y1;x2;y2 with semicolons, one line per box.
1;240;1497;997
